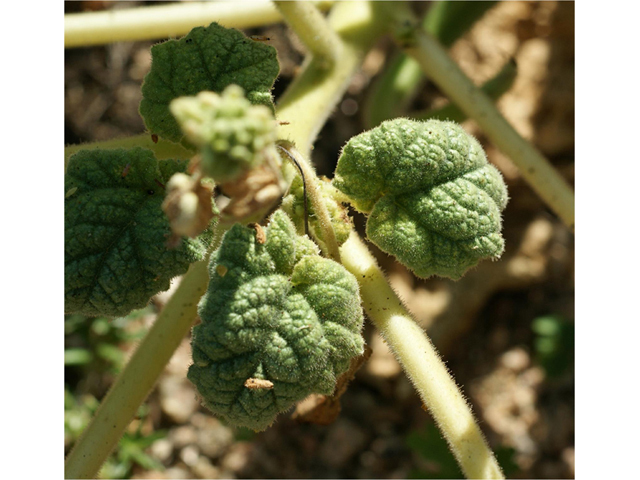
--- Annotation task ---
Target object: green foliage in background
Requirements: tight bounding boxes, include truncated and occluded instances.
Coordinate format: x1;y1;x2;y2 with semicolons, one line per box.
98;407;166;480
65;309;164;479
64;308;150;374
532;315;574;378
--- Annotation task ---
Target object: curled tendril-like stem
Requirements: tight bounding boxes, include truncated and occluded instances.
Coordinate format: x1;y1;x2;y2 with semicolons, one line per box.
277;143;309;236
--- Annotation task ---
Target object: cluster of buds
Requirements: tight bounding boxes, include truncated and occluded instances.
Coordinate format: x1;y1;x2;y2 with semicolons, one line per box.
170;85;278;183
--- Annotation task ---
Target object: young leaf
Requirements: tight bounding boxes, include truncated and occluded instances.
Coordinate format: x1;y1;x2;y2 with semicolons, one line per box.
65;148;209;317
281;175;353;252
139;22;279;144
333;119;508;279
188;210;364;431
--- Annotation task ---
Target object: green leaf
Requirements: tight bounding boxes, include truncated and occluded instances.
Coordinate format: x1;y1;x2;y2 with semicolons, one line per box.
188;210;364;431
333;119;508;279
140;22;280;144
65;148;209;317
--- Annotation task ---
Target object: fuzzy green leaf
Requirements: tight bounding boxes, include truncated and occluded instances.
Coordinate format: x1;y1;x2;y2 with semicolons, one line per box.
188;211;364;431
65;148;209;317
333;119;508;279
140;22;279;144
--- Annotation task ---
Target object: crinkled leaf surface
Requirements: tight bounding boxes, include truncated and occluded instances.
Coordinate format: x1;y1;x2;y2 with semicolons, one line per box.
333;119;508;279
188;211;364;431
65;148;208;317
140;22;279;144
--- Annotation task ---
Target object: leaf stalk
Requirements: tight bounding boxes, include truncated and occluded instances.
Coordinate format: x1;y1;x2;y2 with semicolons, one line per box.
340;232;505;480
274;1;342;69
364;0;497;127
277;142;342;262
276;0;387;161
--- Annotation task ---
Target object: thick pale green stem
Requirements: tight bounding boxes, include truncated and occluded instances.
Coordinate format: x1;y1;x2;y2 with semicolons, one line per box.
276;0;387;161
65;0;334;48
274;1;342;69
364;51;424;128
394;12;575;229
64;134;193;170
340;232;504;479
64;227;225;479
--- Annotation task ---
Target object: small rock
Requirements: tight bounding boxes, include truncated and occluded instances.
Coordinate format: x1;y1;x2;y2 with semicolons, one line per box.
180;444;200;467
500;347;530;371
165;338;193;375
193;414;234;458
159;375;199;424
170;425;198;449
192;456;222;479
132;470;168;479
220;442;253;473
163;466;191;479
150;438;173;463
562;446;575;477
366;332;402;378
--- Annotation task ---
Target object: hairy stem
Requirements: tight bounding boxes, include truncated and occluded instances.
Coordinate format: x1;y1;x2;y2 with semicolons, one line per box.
64;134;193;170
392;8;575;229
65;0;334;48
340;232;504;479
274;1;342;69
277;142;341;262
64;228;225;479
276;0;387;162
